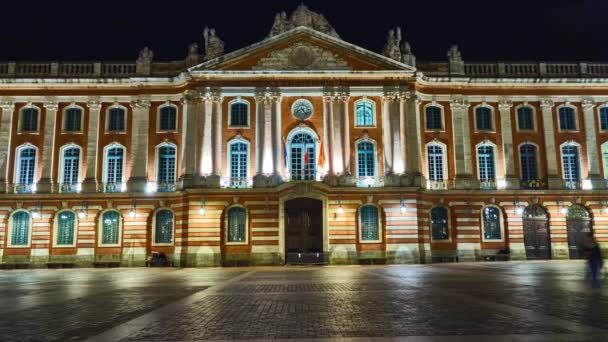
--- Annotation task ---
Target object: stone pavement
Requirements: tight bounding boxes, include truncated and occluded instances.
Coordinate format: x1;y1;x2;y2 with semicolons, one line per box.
0;262;606;342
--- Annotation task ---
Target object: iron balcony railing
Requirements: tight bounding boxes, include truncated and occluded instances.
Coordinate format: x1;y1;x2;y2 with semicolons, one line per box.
60;183;79;193
479;180;497;190
13;183;34;194
426;180;451;190
157;182;177;192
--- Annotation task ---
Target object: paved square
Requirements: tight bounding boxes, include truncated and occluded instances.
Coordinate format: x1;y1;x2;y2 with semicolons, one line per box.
0;262;606;341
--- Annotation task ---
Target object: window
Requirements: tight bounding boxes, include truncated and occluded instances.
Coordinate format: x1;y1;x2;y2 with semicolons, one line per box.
104;146;124;192
425;106;443;130
359;205;380;242
108;107;125;132
159;106;177;131
477;145;495;182
61;147;80;192
355;100;375;127
520;144;538;181
15;146;36;192
517;106;534;130
100;210;120;245
157;145;176;192
356;141;376;177
431;207;449;241
154;210;173;244
64;107;82;132
559;107;576;130
20;108;39;132
228;141;248;188
562;145;580;184
600;107;608;131
482;207;502;240
602;143;608;180
56;211;76;246
10;211;30;246
475;107;493;131
227;207;246;243
427;145;445;181
229;102;248;127
289;132;315;180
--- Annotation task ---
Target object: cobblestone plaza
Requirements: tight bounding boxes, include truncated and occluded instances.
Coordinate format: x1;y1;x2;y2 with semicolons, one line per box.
0;262;606;341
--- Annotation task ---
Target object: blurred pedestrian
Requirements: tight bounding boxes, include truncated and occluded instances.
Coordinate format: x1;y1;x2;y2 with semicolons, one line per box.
583;233;604;289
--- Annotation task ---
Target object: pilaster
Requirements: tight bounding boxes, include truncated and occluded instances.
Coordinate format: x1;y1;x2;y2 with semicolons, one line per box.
271;90;282;176
179;91;201;189
450;98;476;189
201;93;213;175
212;94;223;176
127;99;150;192
406;94;423;186
541;100;561;189
254;91;266;176
82;101;101;192
37;102;59;193
0;101;15;193
582;100;604;189
499;99;519;189
323;95;335;175
381;95;393;173
339;91;350;175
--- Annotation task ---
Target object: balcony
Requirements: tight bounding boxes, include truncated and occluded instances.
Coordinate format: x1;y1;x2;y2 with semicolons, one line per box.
520;178;547;190
60;183;80;193
221;177;252;189
479;180;497;190
13;183;35;194
563;180;581;190
355;176;385;188
157;182;177;193
426;180;451;190
102;182;125;193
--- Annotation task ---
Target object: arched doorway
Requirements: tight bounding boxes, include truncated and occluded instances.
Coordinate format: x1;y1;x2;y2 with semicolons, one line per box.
284;198;323;263
566;205;592;259
522;205;551;260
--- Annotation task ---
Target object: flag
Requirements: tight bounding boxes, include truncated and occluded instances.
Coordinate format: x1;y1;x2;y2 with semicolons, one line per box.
283;137;288;171
318;141;326;170
303;143;309;165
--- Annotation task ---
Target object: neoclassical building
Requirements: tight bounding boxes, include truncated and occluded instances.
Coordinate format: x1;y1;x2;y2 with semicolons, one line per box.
0;4;606;267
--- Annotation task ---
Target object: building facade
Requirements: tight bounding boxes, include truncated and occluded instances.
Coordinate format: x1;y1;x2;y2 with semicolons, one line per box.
0;5;607;267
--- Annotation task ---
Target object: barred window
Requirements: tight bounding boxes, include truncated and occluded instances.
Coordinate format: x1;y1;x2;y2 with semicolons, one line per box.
21;108;39;132
11;211;30;246
482;207;502;240
517;106;534;130
559;107;576;130
56;211;76;246
356;141;375;177
360;205;380;241
475;107;493;131
229;102;248;127
154;210;173;244
108;108;125;132
431;207;449;241
355;101;375;127
101;211;120;245
425;106;443;130
64;108;82;132
159;106;177;131
227;207;246;243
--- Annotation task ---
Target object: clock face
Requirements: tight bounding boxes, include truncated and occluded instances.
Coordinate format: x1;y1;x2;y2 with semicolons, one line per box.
291;99;313;120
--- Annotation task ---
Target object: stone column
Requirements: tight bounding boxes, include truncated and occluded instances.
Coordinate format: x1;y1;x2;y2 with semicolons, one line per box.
200;94;213;176
127;99;150;192
179;91;200;189
37;102;59;193
324;95;335;175
0;102;14;193
82;101;101;192
582;100;604;189
263;94;273;175
212;95;223;176
340;95;351;175
405;94;423;186
499;100;519;189
398;95;407;174
451;99;476;189
255;93;265;176
541;100;561;189
271;92;282;178
382;96;393;173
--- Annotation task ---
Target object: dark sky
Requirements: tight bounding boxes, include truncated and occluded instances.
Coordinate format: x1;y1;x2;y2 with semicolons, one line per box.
1;0;605;62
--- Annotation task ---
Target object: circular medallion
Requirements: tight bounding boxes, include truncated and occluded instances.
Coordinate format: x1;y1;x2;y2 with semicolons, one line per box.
291;99;313;120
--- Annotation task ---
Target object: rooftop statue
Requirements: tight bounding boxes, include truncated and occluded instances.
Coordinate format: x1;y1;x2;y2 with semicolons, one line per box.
203;27;225;60
383;27;416;67
268;4;340;38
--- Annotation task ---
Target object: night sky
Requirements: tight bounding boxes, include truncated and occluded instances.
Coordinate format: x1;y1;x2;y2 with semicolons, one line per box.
1;0;605;63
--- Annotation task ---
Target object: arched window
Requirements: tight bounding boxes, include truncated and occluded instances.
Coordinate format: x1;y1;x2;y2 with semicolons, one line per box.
104;145;125;192
154;210;173;244
20;108;39;132
561;144;580;188
10;211;30;246
229;101;249;127
159;106;177;131
15;146;36;193
427;144;445;181
355;100;375;127
227;207;247;243
289;132;316;180
60;146;80;193
356;141;376;178
107;107;125;132
431;207;449;241
64;107;82;132
157;145;177;192
520;144;538;181
100;211;121;245
482;207;502;240
56;211;76;246
359;205;380;242
228;141;249;188
600;107;608;131
475;107;493;131
517;106;534;130
477;145;496;183
425;106;443;130
558;107;576;130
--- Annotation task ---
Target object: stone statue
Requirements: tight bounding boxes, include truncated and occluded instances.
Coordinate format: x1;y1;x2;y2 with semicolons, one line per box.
268;4;340;38
203;27;225;60
400;41;416;67
382;27;402;61
137;47;154;64
185;43;201;66
448;45;462;62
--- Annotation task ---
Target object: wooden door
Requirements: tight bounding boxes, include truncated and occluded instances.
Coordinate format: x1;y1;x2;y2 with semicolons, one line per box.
523;219;551;259
284;198;323;254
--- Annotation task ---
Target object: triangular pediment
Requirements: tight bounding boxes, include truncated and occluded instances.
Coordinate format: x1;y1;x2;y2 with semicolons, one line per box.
189;27;415;73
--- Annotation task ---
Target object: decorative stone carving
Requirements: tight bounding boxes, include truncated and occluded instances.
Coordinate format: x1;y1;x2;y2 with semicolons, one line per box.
136;47;153;75
447;45;464;76
203;27;225;60
383;28;402;61
268;4;340;38
253;42;350;70
185;43;201;66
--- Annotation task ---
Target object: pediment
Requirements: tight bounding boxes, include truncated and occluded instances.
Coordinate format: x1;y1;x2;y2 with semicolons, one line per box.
189;27;415;73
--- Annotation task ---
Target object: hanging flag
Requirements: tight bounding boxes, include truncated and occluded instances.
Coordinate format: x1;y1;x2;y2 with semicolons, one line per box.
283;137;288;171
303;143;309;166
318;141;326;170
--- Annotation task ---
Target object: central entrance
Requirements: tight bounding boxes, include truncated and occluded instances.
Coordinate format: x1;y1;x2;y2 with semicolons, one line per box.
284;198;324;264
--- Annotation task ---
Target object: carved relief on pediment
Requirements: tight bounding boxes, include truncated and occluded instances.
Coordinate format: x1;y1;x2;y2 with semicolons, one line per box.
252;42;351;71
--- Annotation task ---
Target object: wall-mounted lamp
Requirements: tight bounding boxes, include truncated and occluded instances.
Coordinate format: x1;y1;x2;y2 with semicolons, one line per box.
199;196;206;216
129;200;137;218
514;197;524;215
78;201;87;219
400;194;407;214
558;200;568;215
336;195;344;215
31;202;42;219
